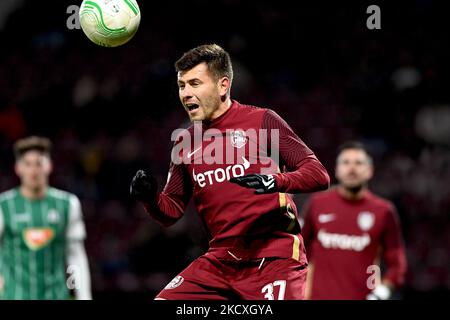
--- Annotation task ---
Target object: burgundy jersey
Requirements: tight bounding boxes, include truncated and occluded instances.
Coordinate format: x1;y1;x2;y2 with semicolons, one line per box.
144;100;329;262
302;187;407;299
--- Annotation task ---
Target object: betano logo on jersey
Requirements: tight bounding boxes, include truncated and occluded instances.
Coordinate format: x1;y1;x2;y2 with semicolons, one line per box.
23;227;55;250
317;229;371;252
193;156;251;188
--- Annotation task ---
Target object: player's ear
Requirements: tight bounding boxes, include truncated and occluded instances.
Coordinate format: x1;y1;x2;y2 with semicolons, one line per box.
334;163;341;181
47;158;54;175
14;161;22;177
367;163;374;180
218;76;230;97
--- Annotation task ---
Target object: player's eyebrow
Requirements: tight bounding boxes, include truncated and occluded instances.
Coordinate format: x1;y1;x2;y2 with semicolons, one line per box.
178;78;202;85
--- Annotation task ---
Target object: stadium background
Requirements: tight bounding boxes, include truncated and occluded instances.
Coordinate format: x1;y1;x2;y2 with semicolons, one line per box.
0;0;448;300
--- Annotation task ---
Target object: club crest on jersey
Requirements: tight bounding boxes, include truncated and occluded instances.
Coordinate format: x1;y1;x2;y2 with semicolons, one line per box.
357;212;375;231
230;130;248;148
164;275;184;290
47;209;60;223
23;228;55;250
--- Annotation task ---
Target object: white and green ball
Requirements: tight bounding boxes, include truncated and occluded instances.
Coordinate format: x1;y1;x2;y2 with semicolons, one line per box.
79;0;141;47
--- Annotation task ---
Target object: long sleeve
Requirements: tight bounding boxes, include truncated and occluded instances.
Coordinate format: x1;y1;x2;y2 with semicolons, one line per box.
143;160;192;227
300;197;316;259
0;207;3;295
0;206;3;238
381;204;408;288
66;241;92;300
66;195;92;300
262;109;330;193
142;128;194;227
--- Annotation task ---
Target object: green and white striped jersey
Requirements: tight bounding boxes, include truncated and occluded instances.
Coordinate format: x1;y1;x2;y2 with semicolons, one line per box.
0;187;86;300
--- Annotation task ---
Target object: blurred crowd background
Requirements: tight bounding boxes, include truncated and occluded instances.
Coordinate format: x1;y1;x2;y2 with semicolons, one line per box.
0;0;449;300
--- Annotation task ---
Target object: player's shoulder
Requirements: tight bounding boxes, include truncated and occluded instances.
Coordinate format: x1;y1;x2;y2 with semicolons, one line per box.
173;122;196;145
308;186;339;203
234;101;289;129
365;191;397;216
234;100;271;116
47;187;79;202
0;188;19;203
367;191;393;207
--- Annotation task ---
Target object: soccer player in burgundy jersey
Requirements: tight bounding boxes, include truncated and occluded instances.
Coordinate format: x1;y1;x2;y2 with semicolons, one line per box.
130;44;330;300
301;141;407;300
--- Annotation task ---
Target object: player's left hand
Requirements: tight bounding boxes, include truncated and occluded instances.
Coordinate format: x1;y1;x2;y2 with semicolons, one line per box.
229;174;277;194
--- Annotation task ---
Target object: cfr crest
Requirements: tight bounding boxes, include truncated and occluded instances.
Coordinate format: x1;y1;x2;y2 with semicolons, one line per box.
357;212;375;231
230;130;248;148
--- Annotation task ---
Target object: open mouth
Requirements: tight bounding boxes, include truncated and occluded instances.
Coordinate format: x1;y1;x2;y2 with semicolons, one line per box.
186;103;199;111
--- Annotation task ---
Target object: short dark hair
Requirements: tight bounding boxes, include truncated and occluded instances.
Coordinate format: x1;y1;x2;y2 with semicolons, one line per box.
175;44;233;83
14;136;52;160
337;140;373;164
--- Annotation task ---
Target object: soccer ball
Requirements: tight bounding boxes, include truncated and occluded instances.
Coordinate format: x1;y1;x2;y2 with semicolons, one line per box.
79;0;141;47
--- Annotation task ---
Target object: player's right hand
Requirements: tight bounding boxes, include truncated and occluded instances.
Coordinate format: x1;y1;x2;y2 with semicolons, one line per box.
366;284;392;300
229;174;277;194
130;170;158;203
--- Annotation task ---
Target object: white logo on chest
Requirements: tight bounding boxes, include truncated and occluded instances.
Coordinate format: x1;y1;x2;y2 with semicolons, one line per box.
14;213;30;223
317;230;371;252
193;156;250;188
187;146;202;158
230;130;248;148
318;213;336;223
357;211;375;231
47;209;60;223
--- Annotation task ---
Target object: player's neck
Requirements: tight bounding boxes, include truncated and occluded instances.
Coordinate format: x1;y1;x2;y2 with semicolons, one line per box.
337;185;368;201
209;98;232;121
20;185;48;200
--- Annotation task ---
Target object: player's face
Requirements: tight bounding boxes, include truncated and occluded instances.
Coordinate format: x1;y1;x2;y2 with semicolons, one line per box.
177;63;226;121
335;149;373;189
15;151;52;191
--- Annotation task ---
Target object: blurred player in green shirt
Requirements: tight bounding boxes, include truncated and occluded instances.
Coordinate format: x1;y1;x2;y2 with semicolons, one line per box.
0;136;92;300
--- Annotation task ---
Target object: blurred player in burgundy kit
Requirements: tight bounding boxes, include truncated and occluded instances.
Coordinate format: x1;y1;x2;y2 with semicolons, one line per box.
302;141;407;300
130;44;330;300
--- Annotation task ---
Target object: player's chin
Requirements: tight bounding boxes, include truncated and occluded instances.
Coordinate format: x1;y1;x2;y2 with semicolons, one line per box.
188;113;206;122
343;182;365;191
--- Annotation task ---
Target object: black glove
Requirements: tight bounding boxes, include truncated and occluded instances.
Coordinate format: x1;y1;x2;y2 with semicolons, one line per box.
229;174;277;194
130;170;158;202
